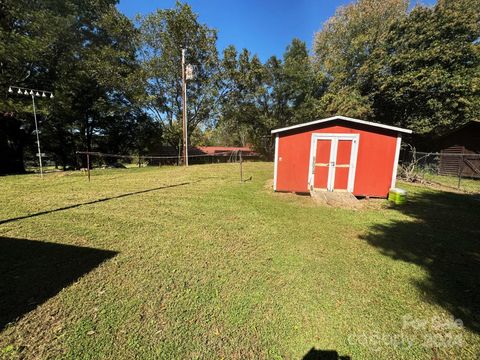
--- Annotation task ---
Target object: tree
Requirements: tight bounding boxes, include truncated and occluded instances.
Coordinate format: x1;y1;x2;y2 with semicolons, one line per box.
47;1;142;167
318;88;373;119
218;40;323;156
313;0;409;118
0;0;145;172
219;46;272;153
137;1;220;153
0;0;68;173
279;38;324;124
370;0;480;135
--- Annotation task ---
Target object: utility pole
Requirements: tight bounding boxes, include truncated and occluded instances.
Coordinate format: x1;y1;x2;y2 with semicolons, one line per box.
181;48;188;166
8;86;54;178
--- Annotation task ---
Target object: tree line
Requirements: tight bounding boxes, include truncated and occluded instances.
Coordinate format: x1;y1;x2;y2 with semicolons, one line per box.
1;0;479;173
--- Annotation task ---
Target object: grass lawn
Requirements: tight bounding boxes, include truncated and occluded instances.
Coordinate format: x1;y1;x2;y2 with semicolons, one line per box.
1;162;479;359
420;172;480;194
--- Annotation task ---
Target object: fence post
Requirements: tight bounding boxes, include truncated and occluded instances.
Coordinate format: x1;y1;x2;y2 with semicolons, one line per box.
87;153;91;182
457;154;464;190
240;152;243;183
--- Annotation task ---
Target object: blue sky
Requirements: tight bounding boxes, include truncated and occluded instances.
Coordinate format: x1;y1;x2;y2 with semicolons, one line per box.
117;0;436;62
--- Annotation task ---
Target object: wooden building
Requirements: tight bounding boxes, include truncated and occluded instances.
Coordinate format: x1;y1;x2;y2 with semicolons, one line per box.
438;121;480;178
272;115;412;198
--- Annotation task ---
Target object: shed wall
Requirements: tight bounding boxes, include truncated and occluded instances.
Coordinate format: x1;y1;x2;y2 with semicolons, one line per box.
275;122;398;197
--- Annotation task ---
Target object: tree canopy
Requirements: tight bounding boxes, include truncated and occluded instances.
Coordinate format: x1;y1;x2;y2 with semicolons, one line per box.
370;0;480;134
137;2;220;152
1;0;479;173
313;0;480;135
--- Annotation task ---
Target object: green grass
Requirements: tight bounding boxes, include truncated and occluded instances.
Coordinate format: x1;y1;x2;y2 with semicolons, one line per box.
420;172;480;193
1;163;479;359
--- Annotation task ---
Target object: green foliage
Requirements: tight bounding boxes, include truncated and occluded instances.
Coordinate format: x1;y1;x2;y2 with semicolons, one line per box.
370;0;480;134
2;0;479;169
313;0;409;119
0;0;152;172
319;88;372;119
137;1;220;150
218;40;324;155
313;0;480;136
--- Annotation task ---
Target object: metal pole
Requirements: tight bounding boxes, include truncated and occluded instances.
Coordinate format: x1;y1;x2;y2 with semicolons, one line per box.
87;153;91;182
178;138;181;166
32;94;43;178
181;48;188;166
240;151;243;183
457;154;463;190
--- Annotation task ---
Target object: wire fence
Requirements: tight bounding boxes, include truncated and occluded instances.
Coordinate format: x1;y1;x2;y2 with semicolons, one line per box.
398;150;480;193
71;150;259;181
23;149;260;172
25;149;480;193
75;150;259;167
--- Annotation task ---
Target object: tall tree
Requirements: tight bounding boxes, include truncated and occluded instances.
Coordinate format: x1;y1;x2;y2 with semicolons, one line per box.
0;0;68;172
0;0;145;172
138;1;220;152
219;40;323;155
313;0;409;118
219;46;271;153
47;1;142;167
370;0;480;135
280;38;324;124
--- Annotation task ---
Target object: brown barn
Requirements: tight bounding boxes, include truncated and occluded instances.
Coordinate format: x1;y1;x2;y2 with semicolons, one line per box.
438;121;480;178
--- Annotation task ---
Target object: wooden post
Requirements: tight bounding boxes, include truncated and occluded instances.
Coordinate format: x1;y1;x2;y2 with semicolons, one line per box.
457;154;464;189
87;153;91;182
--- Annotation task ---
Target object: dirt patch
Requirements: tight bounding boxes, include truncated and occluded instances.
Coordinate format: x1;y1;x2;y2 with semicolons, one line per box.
265;179;389;210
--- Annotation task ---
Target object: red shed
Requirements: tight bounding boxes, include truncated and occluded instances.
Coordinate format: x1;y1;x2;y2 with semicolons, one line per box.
272;115;412;198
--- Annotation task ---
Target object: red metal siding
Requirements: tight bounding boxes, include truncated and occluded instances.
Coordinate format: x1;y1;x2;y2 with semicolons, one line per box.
276;122;398;197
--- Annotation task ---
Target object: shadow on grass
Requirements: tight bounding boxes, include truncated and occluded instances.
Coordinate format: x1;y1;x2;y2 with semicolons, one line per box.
303;348;350;359
0;181;191;225
360;189;480;333
0;236;117;330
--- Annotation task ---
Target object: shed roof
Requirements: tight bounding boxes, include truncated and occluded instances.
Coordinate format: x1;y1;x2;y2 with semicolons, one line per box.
271;115;413;135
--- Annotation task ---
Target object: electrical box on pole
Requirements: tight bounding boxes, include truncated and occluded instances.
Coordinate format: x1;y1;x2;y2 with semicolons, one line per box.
185;64;194;80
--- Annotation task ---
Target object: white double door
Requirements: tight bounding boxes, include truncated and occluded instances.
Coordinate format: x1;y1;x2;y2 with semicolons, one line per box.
308;133;359;192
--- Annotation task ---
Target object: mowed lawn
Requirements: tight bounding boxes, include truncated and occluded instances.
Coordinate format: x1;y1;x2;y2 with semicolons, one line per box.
0;162;479;359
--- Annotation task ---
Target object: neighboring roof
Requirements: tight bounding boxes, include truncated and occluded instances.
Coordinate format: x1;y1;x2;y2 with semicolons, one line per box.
146;146;256;156
196;146;256;155
439;120;480;137
271;115;413;135
435;120;480;152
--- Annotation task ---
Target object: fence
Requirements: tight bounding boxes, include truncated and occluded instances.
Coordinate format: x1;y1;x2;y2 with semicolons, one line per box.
76;150;259;167
21;148;260;172
398;150;480;193
73;150;259;182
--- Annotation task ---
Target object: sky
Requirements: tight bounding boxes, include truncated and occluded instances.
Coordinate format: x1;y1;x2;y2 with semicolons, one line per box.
117;0;436;62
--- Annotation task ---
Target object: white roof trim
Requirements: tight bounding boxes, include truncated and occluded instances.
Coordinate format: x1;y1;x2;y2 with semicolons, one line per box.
271;115;413;134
